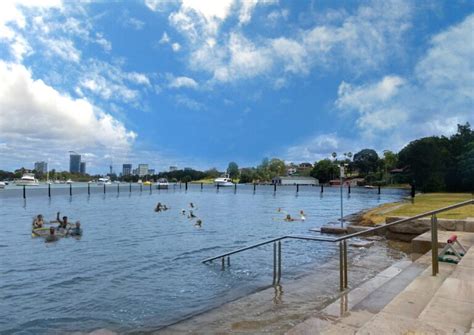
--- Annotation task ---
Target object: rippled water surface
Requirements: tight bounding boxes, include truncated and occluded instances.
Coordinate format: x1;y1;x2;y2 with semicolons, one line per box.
0;184;407;334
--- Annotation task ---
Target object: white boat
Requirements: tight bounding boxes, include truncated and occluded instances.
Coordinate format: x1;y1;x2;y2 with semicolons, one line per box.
155;178;169;189
214;174;234;187
0;181;6;189
137;179;143;184
15;174;39;186
364;185;375;189
97;177;111;185
66;179;73;184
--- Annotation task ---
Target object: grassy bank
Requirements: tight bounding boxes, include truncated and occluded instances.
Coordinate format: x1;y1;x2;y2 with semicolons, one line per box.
359;193;474;226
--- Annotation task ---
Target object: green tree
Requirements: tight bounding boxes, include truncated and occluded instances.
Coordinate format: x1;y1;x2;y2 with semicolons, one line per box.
458;142;474;191
227;162;240;179
398;137;451;192
239;168;255;184
256;158;270;181
268;158;286;178
310;159;339;183
353;149;380;176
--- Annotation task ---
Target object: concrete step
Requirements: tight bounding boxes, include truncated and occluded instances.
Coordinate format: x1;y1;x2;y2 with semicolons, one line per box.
356;247;473;334
285;260;425;335
417;247;474;334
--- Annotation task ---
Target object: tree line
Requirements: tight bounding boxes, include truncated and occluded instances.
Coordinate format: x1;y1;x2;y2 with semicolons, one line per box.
1;123;472;192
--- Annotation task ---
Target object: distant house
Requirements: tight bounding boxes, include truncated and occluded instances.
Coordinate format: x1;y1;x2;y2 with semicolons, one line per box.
329;179;342;186
272;176;319;185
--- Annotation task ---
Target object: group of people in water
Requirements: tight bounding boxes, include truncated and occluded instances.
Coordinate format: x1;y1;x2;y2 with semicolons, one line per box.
32;212;83;242
154;202;202;227
277;208;307;222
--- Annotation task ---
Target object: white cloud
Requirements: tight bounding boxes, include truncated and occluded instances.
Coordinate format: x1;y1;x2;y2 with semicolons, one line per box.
95;32;112;52
159;31;170;44
40;37;81;62
0;61;136;166
175;94;204;110
169;76;198;89
334;14;474;147
285;133;349;162
170;0;413;83
124;17;145;30
127;72;151;86
0;0;61;61
171;42;181;51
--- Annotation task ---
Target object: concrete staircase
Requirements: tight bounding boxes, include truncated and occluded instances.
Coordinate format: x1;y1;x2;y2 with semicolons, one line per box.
287;241;474;335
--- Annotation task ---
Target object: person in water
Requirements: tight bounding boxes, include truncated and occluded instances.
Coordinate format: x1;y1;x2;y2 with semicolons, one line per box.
56;212;69;230
32;214;44;228
189;202;195;208
194;219;202;227
181;209;186;215
67;222;83;236
154;202;163;212
284;214;295;222
188;210;196;218
45;227;59;243
299;210;306;221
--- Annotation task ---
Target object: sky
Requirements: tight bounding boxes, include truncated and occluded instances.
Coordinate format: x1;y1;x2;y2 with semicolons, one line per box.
0;0;473;174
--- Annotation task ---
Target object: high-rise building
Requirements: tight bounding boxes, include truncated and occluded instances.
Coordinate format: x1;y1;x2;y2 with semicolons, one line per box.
69;153;81;173
123;164;132;176
34;161;48;174
138;164;149;177
148;169;155;175
169;166;178;171
80;162;86;174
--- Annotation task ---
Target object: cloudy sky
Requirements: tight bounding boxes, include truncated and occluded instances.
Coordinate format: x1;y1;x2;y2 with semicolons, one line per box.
0;0;472;174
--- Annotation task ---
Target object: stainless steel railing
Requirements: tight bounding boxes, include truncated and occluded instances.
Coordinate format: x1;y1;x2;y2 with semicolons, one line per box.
202;199;474;291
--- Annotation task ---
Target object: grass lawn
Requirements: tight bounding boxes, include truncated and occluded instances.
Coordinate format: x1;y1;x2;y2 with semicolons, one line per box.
359;193;474;226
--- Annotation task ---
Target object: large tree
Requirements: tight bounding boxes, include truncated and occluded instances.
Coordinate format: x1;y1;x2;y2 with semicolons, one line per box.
398;137;451;192
227;162;240;179
310;159;339;183
268;158;286;177
352;149;380;176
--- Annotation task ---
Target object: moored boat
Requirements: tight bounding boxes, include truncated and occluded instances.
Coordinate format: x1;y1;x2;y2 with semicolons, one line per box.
156;178;169;189
15;174;39;186
214;174;234;187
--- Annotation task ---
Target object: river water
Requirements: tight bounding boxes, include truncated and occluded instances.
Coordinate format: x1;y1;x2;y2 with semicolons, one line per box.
0;183;407;334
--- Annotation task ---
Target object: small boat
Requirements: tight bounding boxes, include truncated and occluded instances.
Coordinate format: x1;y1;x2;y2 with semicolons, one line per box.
0;181;6;189
143;181;152;186
137;179;143;184
364;185;375;189
214;174;234;187
66;179;73;184
15;174;39;186
97;177;111;185
156;178;169;189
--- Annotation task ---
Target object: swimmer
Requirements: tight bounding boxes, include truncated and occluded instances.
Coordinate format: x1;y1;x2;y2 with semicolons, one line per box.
154;202;163;212
67;221;82;236
189;202;195;208
194;219;202;227
162;205;168;211
284;214;295;222
45;227;59;243
188;210;196;218
299;210;306;221
32;214;44;228
181;209;186;215
56;212;69;230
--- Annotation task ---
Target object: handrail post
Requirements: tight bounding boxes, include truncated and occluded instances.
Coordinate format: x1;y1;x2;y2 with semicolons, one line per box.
339;242;344;291
343;240;348;288
273;242;277;285
221;257;225;271
277;241;282;284
431;214;439;276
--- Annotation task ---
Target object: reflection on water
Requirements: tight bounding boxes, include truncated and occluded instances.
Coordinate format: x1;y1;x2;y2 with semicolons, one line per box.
0;184;407;334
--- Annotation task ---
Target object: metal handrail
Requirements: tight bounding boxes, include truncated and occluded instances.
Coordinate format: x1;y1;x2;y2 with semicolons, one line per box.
202;199;473;290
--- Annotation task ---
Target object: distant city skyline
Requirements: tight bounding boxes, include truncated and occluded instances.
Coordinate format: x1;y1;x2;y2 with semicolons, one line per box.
0;1;472;174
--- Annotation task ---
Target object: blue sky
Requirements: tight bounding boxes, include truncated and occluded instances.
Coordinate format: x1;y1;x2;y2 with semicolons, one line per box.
0;0;472;174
